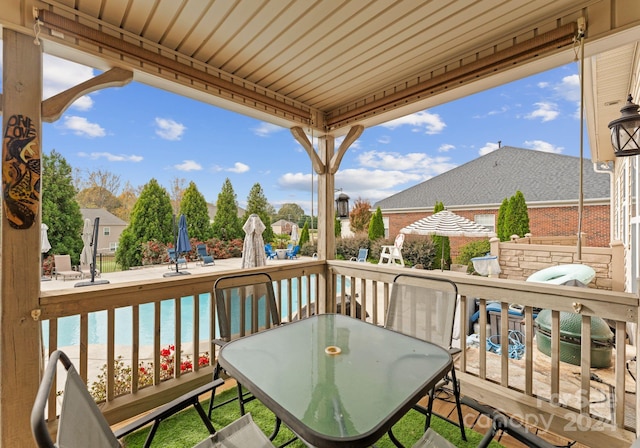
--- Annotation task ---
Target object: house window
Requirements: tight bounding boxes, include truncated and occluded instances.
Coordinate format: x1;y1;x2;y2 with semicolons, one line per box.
103;227;110;236
474;214;495;232
109;242;118;251
383;217;389;238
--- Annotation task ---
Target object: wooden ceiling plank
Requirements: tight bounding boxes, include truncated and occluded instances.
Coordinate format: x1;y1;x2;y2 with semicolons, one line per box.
100;0;132;27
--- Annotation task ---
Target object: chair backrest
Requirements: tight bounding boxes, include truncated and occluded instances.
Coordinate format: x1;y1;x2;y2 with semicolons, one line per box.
357;248;368;261
394;233;405;249
214;272;280;342
385;274;458;350
197;244;208;257
31;350;121;448
54;255;73;272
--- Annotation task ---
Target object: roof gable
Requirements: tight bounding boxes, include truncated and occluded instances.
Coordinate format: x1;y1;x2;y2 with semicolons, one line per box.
374;147;610;210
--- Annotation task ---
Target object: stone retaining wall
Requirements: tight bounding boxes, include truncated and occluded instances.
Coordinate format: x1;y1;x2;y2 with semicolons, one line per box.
490;238;624;291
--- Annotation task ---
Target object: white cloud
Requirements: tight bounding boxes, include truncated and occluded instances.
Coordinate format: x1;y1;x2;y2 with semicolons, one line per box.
380;111;446;134
438;144;455;152
174;160;202;171
43;54;95;110
554;74;580;102
253;122;284;137
377;136;391;144
523;140;564;153
155;118;186;140
357;150;455;176
228;162;250;173
78;152;143;162
525;102;559;122
61;116;106;137
478;142;500;156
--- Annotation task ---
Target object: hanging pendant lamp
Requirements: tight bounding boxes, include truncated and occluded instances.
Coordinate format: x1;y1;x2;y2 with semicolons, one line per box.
608;94;640;157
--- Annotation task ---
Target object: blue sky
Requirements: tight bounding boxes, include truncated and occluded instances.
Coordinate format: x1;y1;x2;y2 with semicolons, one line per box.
1;51;583;215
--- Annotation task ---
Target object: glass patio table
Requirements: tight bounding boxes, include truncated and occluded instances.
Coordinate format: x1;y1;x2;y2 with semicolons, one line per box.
218;313;452;447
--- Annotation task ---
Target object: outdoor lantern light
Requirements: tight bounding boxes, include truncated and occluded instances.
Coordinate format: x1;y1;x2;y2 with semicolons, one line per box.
608;94;640;157
336;193;350;218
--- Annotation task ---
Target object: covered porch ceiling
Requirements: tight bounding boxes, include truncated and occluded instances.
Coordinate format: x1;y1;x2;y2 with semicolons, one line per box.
1;1;639;160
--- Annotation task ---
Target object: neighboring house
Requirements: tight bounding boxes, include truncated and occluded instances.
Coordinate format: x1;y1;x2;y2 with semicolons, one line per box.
206;203;245;223
373;146;611;256
80;208;127;253
272;219;296;235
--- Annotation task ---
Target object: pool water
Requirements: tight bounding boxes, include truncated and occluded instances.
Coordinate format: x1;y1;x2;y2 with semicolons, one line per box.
42;276;334;348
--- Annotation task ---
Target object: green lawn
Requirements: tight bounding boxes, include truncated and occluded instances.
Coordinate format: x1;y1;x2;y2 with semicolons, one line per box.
121;387;503;447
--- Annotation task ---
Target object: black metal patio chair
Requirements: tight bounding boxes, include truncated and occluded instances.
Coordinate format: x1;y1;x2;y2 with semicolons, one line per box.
31;350;275;448
385;273;467;446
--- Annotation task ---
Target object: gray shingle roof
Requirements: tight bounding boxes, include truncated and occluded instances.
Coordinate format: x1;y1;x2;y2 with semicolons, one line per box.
80;208;127;226
373;147;610;210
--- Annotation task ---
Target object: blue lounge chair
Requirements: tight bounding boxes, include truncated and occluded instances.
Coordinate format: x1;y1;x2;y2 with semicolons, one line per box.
286;245;300;259
350;248;368;262
196;244;215;266
265;244;277;260
167;248;187;269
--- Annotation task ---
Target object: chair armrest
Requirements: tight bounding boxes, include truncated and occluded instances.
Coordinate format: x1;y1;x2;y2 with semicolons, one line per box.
114;378;224;439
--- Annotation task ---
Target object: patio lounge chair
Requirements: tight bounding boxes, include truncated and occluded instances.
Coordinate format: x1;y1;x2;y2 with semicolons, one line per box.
209;272;285;441
167;248;188;269
196;244;215;266
350;248;368;262
379;234;405;266
385;274;466;444
30;350;242;448
53;255;82;281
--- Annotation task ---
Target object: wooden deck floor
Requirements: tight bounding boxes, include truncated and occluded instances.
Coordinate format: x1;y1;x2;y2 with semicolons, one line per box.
430;389;590;448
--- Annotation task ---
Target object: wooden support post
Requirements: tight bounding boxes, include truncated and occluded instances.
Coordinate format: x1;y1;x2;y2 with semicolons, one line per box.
317;135;335;313
1;29;43;446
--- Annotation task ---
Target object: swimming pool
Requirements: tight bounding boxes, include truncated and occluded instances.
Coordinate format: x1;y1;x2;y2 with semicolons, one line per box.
42;276;330;348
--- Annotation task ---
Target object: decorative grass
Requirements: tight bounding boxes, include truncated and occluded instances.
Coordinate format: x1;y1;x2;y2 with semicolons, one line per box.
121;387;504;447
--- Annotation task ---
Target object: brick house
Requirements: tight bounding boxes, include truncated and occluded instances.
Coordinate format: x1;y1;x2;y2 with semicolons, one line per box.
373;146;611;258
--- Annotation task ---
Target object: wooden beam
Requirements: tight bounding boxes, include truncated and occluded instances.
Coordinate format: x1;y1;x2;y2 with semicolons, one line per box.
290;127;325;174
41;67;133;122
329;125;363;174
1;29;42;446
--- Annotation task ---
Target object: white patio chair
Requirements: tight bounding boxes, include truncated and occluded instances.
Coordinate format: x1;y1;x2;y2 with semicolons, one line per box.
53;255;82;281
379;234;405;265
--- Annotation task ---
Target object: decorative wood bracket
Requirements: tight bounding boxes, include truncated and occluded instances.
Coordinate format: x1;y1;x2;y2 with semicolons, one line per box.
41;67;133;122
291;126;325;174
329;125;363;174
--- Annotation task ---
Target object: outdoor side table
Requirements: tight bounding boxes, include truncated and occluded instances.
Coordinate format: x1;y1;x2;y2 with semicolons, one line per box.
218;313;452;447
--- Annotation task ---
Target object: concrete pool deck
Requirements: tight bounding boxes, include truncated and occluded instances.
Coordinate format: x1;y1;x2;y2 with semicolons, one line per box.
41;255;312;291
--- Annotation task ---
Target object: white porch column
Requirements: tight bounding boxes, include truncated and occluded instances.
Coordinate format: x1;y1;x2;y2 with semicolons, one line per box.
1;29;43;445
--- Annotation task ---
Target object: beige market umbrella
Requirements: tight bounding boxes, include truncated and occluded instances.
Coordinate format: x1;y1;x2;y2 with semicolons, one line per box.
242;214;267;269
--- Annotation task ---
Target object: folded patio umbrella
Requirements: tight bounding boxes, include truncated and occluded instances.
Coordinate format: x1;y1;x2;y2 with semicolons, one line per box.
241;214;267;269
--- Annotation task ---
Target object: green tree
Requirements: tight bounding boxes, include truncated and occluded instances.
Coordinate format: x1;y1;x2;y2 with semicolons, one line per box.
349;198;372;233
299;220;310;246
42;150;84;263
335;214;342;238
431;201;451;270
506;190;530;238
116;179;173;269
76;186;122;212
497;198;509;241
179;181;211;241
275;203;304;224
211;178;243;241
368;207;385;241
243;183;274;243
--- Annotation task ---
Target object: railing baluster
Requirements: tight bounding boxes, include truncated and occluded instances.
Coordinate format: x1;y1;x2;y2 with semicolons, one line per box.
551;310;560;405
132;305;139;393
479;299;487;380
372;280;379;325
524;305;534;396
580;314;591;414
614;321;626;427
193;294;200;372
47;319;58;423
175;298;181;379
80;313;88;383
153;302;161;386
500;303;509;387
460;294;467;372
107;309;115;401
